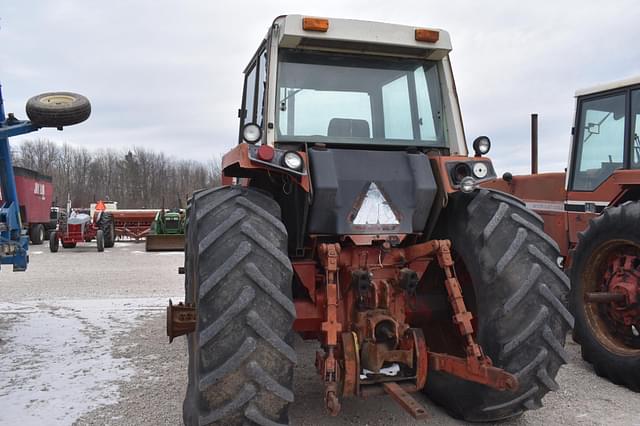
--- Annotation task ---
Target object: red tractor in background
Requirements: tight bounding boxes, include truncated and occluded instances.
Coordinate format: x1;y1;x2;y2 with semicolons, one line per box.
49;200;115;252
485;76;640;391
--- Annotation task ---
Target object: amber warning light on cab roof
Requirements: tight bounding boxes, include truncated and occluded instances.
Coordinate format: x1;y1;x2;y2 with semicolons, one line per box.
415;28;439;43
302;17;329;32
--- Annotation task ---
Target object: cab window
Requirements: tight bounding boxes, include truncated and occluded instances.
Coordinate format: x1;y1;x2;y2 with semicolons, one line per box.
632;89;640;168
239;47;267;140
572;93;626;191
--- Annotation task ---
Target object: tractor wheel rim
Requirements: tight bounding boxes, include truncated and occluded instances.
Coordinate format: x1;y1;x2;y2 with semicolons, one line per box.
583;239;640;355
39;95;76;105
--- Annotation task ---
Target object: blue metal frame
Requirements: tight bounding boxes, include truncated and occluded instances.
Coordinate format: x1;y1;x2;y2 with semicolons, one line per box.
0;84;41;271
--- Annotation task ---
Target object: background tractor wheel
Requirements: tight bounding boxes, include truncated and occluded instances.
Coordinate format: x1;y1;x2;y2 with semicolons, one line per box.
96;229;105;252
570;201;640;391
26;92;91;127
62;242;76;249
183;186;296;426
97;212;116;248
49;232;59;252
30;224;45;245
423;189;574;421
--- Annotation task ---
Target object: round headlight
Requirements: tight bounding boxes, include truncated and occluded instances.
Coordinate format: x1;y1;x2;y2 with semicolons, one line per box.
283;151;303;170
472;162;488;178
460;176;476;193
472;136;491;156
242;123;262;144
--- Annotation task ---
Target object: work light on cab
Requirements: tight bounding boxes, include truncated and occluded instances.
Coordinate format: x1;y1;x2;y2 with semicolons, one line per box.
242;123;262;143
472;136;491;156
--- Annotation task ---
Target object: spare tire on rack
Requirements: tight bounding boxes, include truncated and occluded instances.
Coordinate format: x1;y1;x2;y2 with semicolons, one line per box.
26;92;91;128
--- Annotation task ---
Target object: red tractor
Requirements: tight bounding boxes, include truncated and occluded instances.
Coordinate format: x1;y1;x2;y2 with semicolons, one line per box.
167;16;573;425
485;76;640;391
49;201;115;252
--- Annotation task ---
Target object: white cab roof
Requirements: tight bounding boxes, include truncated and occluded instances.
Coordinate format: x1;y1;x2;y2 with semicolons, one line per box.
575;75;640;97
277;15;452;60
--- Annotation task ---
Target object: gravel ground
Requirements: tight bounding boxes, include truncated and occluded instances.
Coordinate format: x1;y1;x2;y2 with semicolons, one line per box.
0;241;638;425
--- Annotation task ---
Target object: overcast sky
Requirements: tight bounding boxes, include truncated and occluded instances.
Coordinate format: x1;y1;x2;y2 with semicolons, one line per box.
2;1;639;174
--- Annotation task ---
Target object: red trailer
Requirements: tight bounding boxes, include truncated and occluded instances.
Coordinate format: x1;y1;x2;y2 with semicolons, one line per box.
0;167;55;245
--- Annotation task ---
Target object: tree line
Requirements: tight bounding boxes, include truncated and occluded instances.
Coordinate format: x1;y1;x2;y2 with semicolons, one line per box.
12;139;221;209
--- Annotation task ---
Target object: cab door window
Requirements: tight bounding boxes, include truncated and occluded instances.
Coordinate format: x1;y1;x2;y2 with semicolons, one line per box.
572;93;626;191
239;47;267;141
631;89;640;168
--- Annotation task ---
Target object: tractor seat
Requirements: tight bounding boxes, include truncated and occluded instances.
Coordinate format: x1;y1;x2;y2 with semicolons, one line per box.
327;118;370;138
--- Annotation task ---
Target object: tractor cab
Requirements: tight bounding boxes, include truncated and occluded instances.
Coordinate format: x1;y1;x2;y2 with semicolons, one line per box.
224;15;498;252
487;76;640;255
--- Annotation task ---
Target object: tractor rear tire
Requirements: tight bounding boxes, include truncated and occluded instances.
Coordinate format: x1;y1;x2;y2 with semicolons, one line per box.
569;201;640;391
97;212;115;248
423;189;574;421
62;242;76;249
183;186;296;426
30;224;45;245
49;232;59;252
96;229;105;252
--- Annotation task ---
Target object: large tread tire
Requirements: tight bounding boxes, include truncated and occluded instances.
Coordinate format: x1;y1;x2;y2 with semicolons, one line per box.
26;92;91;127
97;212;116;248
424;189;574;421
30;224;45;245
183;186;296;426
569;201;640;391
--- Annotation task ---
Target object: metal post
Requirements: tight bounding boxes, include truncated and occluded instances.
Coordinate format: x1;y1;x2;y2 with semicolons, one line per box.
0;84;21;209
531;113;538;175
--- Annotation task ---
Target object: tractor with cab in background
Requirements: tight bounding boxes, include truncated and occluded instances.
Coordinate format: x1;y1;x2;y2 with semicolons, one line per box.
486;76;640;391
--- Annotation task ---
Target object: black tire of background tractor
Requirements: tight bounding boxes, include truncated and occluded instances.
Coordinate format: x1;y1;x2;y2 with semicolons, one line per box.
423;189;574;421
49;232;59;252
183;186;296;426
30;224;45;245
96;229;105;252
97;213;116;248
62;242;76;249
569;201;640;391
26;92;91;127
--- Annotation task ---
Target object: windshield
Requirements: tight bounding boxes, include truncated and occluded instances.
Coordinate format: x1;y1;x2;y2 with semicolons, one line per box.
276;50;446;147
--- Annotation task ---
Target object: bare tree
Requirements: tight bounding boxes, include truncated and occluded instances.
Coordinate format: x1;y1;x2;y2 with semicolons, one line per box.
12;139;221;209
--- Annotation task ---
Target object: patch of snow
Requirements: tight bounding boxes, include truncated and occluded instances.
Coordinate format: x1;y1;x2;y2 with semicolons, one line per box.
0;297;176;425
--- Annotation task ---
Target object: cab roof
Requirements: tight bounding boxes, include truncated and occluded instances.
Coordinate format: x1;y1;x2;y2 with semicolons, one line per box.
276;15;452;61
575;75;640;97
